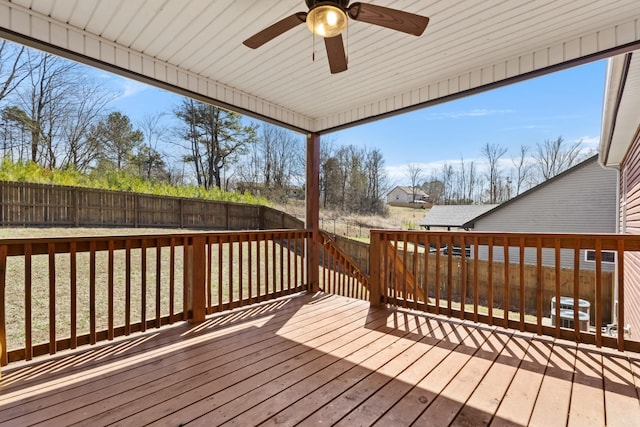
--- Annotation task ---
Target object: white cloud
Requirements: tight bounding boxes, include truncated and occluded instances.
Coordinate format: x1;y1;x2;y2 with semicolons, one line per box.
94;70;149;100
576;135;600;147
118;79;149;99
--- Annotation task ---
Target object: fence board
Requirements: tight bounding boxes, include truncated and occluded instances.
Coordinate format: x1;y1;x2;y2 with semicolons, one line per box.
0;181;302;231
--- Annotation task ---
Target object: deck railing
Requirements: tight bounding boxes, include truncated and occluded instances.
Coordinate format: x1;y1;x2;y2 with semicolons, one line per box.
0;230;312;365
318;231;369;301
369;230;640;352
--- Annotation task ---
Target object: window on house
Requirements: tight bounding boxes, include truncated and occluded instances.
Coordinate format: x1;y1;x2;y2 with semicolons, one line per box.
584;250;616;264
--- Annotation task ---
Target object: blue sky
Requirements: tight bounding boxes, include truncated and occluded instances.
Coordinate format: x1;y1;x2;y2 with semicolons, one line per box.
101;60;606;185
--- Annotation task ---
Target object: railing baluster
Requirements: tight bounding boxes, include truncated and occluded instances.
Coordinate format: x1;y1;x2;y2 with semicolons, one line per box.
536;237;542;335
0;245;7;366
229;236;234;308
218;237;223;309
279;235;284;295
239;235;244;306
473;236;479;322
265;236;270;297
617;238;625;351
573;238;581;341
447;234;453;316
125;240;132;332
554;238;561;338
595;238;602;347
413;233;418;310
89;241;96;343
402;233;408;308
423;234;429;308
503;236;510;327
488;236;493;326
70;241;77;348
382;235;388;305
182;237;188;320
140;239;147;333
435;235;441;315
287;234;291;292
108;240;114;339
248;234;253;304
155;242;161;328
25;243;32;360
272;235;277;295
460;235;467;321
48;242;56;354
206;237;212;312
256;235;261;299
519;237;525;332
169;237;175;322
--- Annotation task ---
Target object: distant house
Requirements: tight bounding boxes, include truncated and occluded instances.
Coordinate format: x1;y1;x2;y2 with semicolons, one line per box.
386;186;428;204
419;204;498;231
463;155;617;271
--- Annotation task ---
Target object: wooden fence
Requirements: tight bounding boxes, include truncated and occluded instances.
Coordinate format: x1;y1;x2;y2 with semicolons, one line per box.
0;181;303;230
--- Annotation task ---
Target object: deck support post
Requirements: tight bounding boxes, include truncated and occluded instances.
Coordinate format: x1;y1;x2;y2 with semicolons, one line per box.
187;236;207;323
306;132;321;292
369;232;382;306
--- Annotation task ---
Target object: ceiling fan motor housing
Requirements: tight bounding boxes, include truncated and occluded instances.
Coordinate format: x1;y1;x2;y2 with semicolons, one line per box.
305;0;350;10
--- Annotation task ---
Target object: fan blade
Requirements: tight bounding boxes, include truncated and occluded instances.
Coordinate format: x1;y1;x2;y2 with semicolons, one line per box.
348;3;429;36
243;12;307;49
324;34;348;74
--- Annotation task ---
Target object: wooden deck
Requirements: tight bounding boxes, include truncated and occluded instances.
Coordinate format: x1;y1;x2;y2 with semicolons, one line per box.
1;293;639;426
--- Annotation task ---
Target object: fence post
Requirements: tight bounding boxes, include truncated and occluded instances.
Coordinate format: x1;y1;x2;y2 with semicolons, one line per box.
369;232;382;306
187;236;207;323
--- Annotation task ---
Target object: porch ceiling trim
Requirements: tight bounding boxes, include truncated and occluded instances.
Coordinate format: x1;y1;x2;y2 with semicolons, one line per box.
1;1;640;134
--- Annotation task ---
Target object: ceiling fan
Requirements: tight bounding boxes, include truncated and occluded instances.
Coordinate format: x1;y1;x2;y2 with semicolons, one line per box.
243;1;429;74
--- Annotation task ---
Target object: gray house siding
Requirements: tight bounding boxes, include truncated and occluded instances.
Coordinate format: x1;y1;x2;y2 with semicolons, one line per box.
468;157;617;272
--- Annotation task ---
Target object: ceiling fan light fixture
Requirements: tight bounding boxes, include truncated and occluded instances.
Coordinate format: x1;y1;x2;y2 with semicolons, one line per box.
306;4;348;37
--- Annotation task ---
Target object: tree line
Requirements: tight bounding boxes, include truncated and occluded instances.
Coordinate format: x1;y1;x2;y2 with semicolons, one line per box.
0;40;589;214
419;138;592;205
0;41;389;214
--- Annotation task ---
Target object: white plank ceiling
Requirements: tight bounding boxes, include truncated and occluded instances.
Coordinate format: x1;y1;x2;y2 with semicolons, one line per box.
1;0;640;134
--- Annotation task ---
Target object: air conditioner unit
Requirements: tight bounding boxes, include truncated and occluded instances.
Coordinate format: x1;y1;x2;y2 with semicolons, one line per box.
550;296;590;332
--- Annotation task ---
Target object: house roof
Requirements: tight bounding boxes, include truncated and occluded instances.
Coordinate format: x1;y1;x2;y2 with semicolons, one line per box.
461;155;601;228
1;1;639;135
389;186;427;197
600;51;640;166
420;204;498;229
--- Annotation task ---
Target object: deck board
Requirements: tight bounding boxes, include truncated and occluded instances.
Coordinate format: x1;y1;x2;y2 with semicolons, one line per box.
1;293;639;427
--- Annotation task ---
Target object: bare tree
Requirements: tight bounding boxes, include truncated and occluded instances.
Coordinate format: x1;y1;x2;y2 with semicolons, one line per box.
407;163;424;202
512;144;533;195
14;51;78;167
533;136;584;181
0;40;30;102
59;81;117;172
481;142;507;203
132;113;170;180
363;147;388;214
440;163;454;204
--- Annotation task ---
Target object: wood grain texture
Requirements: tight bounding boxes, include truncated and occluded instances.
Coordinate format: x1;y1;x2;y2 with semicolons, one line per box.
0;294;638;426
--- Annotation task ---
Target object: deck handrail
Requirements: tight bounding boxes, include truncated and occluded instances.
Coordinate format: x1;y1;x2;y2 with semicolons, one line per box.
369;230;640;352
0;229;311;365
